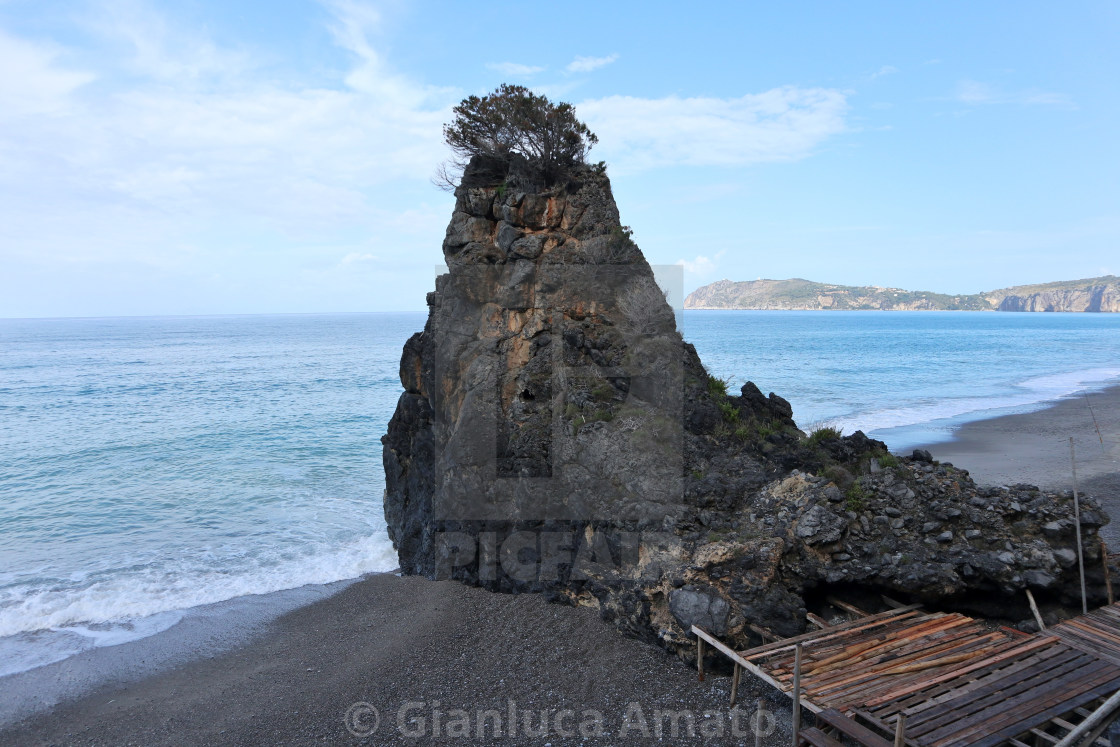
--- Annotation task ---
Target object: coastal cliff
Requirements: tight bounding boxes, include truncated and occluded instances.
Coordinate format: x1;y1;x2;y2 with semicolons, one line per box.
686;275;1120;312
382;158;1109;656
986;276;1120;312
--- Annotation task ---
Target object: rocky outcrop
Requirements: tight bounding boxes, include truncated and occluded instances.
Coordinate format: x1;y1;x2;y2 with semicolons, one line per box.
382;158;1109;658
989;278;1120;312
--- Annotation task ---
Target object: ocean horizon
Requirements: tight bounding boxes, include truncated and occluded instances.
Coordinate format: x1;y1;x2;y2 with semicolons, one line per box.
2;309;1119;677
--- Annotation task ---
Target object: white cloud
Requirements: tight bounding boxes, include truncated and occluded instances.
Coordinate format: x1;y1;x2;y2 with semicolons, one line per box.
0;1;456;255
869;65;898;79
485;61;544;77
0;29;94;117
341;251;379;264
955;79;1074;108
577;86;848;171
86;0;251;82
677;251;724;275
566;53;619;74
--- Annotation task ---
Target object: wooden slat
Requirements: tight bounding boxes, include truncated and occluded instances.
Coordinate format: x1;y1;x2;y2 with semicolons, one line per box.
694;601;1120;747
922;660;1116;744
734;605;926;661
862;636;1059;709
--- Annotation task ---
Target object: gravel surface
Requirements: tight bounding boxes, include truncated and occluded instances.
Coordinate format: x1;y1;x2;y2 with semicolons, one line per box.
0;574;793;746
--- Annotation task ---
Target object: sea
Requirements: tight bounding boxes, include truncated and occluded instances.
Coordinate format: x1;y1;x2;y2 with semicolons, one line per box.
2;309;1119;678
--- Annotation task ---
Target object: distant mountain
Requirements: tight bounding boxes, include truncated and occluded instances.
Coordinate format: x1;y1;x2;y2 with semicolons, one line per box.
684;275;1120;312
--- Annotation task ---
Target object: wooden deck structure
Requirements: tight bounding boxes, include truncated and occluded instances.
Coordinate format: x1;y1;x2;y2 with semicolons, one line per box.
694;601;1120;746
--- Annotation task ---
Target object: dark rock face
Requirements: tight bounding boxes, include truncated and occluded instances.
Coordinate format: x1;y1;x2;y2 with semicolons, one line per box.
382;158;1109;656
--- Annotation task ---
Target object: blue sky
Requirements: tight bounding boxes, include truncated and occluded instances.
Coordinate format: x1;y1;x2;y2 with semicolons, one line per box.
1;1;1117;317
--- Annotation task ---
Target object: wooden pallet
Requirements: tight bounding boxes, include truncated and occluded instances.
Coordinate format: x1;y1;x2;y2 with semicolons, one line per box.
694;600;1120;746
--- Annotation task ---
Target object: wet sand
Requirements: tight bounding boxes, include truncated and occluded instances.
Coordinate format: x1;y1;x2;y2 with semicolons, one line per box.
909;384;1120;546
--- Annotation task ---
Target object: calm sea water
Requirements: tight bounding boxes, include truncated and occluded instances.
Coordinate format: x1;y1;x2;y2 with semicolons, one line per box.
1;310;1118;675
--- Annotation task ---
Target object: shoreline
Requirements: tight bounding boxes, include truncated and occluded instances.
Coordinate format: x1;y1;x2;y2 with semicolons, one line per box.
0;574;794;746
907;383;1120;546
0;578;359;729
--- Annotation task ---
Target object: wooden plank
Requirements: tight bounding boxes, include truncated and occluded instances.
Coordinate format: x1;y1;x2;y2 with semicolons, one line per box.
910;651;1095;737
892;642;1072;718
798;726;845;747
827;596;873;618
815;708;892;747
964;674;1120;747
927;663;1120;746
732;606;926;662
911;650;1092;733
809;631;1008;702
861;636;1058;708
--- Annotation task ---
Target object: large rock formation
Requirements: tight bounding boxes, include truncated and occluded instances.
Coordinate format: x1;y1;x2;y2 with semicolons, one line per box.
382;158;1109;656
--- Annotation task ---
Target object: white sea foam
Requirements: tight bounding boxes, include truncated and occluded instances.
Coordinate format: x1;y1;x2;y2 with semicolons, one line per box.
828;366;1120;438
0;533;398;676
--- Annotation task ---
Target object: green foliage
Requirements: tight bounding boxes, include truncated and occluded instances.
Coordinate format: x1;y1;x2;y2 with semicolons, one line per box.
495;181;509;198
807;426;843;445
718;401;740;423
734;425;753;442
690;468;704;480
707;375;729;399
876;452;900;469
591;382;614;402
845;480;868;512
442;83;598;186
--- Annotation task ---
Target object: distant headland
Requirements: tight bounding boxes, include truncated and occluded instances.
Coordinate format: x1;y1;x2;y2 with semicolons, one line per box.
684;275;1120;312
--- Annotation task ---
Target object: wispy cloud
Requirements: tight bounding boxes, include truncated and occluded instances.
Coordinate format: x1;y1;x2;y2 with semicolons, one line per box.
869;65;898;79
0;29;95;116
485;61;544;77
955;79;1074;108
566;53;618;74
677;251;725;275
84;0;251;82
577;87;848;171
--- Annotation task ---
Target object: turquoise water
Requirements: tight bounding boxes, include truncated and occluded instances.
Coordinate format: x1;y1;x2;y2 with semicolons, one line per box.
689;310;1120;448
1;310;1118;674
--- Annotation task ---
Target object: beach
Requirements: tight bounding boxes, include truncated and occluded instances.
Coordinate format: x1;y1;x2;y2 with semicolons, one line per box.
2;386;1119;746
910;384;1120;547
0;574;791;746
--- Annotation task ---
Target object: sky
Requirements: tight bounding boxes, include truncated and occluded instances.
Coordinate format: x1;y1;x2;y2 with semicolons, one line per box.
1;1;1117;317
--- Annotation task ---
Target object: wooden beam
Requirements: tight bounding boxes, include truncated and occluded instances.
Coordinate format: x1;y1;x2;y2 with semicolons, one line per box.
1027;588;1047;632
792;644;803;747
807;613;831;629
691;626;822;714
1054;685;1120;747
734;604;924;662
1102;537;1113;606
827;596;871;618
697;635;705;682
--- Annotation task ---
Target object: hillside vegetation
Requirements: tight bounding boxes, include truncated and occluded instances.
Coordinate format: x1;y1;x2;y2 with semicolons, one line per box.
685;276;1120;312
